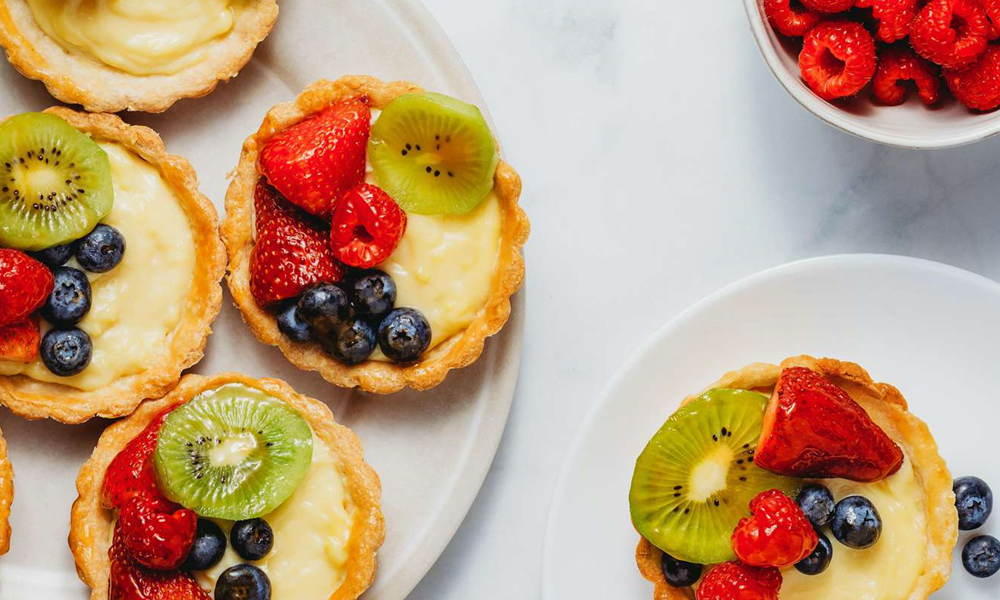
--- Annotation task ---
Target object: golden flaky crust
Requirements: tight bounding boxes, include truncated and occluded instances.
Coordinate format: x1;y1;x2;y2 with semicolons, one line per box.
0;0;277;113
0;108;226;424
635;356;957;600
0;425;12;556
221;75;530;394
70;372;385;600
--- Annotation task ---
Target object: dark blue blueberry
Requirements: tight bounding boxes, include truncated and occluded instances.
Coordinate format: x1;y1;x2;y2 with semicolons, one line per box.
180;519;227;572
40;328;91;376
831;495;882;549
41;267;91;326
349;271;396;318
795;530;833;575
276;302;312;342
378;307;431;362
321;317;376;365
215;564;271;600
955;476;993;531
797;484;836;527
660;552;701;587
75;224;125;273
963;535;1000;578
231;518;274;561
297;284;350;332
29;243;73;268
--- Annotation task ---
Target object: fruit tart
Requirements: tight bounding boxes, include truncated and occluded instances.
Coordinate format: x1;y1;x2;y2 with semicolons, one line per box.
0;0;278;113
0;108;225;423
222;76;529;393
630;356;957;600
71;372;384;600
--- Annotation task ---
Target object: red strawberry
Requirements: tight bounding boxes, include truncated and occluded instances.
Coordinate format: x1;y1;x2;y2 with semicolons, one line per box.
0;248;53;328
799;21;878;100
764;0;824;37
697;562;782;600
119;496;197;571
258;97;371;217
0;317;40;363
330;184;407;269
910;0;990;69
873;44;941;105
109;524;210;600
945;43;1000;110
101;410;173;510
756;367;904;482
249;181;345;308
732;490;819;568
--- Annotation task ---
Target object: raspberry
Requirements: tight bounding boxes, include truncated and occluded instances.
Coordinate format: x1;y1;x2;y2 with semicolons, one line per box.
872;44;942;104
330;183;407;269
945;44;1000;109
731;490;819;568
799;21;878;99
801;0;855;12
764;0;824;36
982;0;1000;38
119;496;197;571
696;562;782;600
871;0;920;41
910;0;990;68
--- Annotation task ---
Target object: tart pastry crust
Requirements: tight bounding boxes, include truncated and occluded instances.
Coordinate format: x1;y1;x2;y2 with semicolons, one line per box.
0;0;278;113
635;355;957;600
221;75;530;394
0;425;12;556
0;108;226;424
70;372;385;600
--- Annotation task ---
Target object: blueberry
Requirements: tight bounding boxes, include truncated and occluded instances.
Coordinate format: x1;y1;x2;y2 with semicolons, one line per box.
29;243;73;268
276;302;312;342
231;518;274;561
321;317;376;364
963;535;1000;578
40;328;92;376
215;564;271;600
75;224;125;273
831;495;882;549
795;530;833;575
297;284;350;332
797;484;836;527
659;552;701;587
180;519;226;572
378;308;431;362
954;476;993;531
349;271;396;317
41;267;91;326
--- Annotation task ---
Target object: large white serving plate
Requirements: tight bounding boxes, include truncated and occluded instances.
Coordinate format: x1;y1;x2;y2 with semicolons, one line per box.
543;254;998;599
0;1;524;598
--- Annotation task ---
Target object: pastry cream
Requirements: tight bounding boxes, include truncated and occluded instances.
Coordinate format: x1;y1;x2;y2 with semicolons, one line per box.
26;0;242;76
0;142;195;390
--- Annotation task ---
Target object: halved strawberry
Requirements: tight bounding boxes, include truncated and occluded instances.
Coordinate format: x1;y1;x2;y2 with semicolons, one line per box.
756;367;903;482
119;496;197;571
101;410;173;510
0;317;40;363
110;523;210;600
0;248;53;328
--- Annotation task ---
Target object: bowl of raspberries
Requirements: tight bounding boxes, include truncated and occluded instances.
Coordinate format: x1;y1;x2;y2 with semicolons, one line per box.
746;0;1000;147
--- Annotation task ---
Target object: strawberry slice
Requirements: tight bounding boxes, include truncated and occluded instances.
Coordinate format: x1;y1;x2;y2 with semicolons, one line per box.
0;249;53;328
110;523;210;600
119;496;197;571
0;317;40;363
756;367;904;482
331;183;407;269
258;97;371;217
101;410;173;510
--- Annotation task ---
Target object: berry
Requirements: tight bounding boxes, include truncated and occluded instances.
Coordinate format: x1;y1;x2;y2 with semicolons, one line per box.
871;0;920;42
330;183;407;269
258;97;371;217
983;0;1000;38
231;518;274;561
180;519;227;572
321;316;377;364
732;490;819;569
349;271;397;318
801;0;854;13
831;495;882;548
872;44;941;105
963;535;1000;577
40;327;92;376
794;530;833;575
0;317;40;363
696;562;781;600
764;0;824;38
119;495;197;571
796;484;836;527
910;0;990;68
944;44;1000;110
660;552;702;588
215;564;271;600
276;302;312;342
0;248;54;328
378;307;432;362
109;524;210;600
41;266;92;326
75;224;126;273
29;243;73;268
799;21;877;100
954;476;993;530
101;409;174;509
297;283;351;332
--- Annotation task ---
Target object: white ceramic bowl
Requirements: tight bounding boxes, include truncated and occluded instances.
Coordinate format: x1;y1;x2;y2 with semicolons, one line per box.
744;0;1000;148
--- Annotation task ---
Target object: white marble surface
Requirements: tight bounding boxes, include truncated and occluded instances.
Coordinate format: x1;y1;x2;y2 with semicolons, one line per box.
412;0;1000;598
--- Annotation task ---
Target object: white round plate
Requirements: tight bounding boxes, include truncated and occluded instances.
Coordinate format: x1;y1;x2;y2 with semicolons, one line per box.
0;1;524;599
543;254;996;599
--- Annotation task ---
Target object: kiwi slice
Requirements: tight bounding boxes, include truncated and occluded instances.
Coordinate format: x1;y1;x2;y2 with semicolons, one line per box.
154;384;314;521
0;113;113;251
629;388;801;565
369;92;499;215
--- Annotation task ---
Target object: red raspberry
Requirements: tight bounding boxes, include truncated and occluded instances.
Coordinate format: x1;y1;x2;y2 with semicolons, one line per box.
119;496;197;571
857;0;873;7
764;0;824;36
801;0;855;13
872;44;942;104
696;562;782;600
731;490;819;568
982;0;1000;38
799;21;877;99
101;410;173;510
871;0;920;41
330;183;407;269
910;0;990;68
945;44;1000;109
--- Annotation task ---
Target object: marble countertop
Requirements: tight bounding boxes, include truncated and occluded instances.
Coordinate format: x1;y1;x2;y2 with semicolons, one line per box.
413;0;1000;598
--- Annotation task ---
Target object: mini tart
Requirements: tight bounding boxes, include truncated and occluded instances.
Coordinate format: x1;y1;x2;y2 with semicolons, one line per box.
0;0;278;113
0;108;226;424
635;355;957;600
222;75;529;394
0;425;12;556
70;372;385;600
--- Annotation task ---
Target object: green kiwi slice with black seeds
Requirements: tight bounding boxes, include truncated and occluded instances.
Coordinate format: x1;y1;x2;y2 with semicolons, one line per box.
0;113;113;251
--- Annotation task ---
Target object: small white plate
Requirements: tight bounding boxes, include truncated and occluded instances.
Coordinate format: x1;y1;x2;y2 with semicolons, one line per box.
543;254;999;599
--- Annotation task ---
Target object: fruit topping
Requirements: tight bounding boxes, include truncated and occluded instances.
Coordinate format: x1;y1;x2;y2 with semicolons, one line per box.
799;21;877;100
75;223;125;273
29;242;72;268
321;316;377;365
954;476;993;530
231;518;274;561
944;44;1000;110
755;367;904;482
215;564;271;600
696;562;781;600
910;0;990;69
369;92;498;215
660;552;702;588
963;534;1000;577
330;183;407;269
796;483;835;527
794;530;833;575
801;0;853;13
41;266;91;326
102;410;174;509
109;524;210;600
629;389;801;565
40;327;92;376
180;519;227;572
258;97;371;218
830;495;882;548
119;495;197;571
764;0;823;37
297;283;351;333
0;248;53;328
0;113;114;251
732;489;818;569
873;44;941;105
0;317;40;363
275;302;312;342
378;307;432;363
349;271;396;318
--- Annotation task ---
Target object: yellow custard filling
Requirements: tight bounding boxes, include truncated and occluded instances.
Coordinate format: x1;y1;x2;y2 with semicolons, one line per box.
0;142;195;390
26;0;243;76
